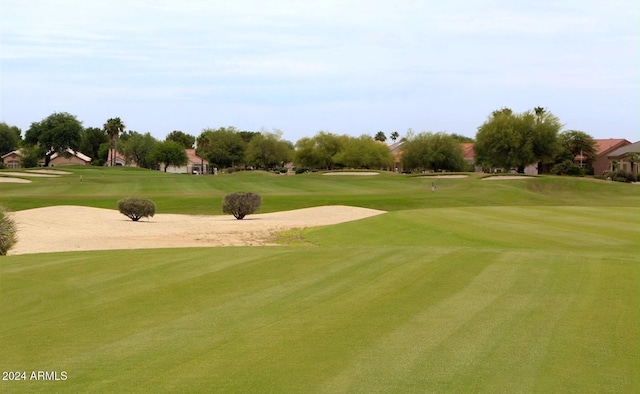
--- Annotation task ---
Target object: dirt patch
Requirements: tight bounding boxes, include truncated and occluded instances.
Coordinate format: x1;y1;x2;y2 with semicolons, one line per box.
323;172;380;176
7;205;386;255
481;176;533;180
26;169;72;175
419;175;468;179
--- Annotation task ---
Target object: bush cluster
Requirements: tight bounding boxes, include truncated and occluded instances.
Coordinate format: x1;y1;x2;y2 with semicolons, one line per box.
605;170;637;183
0;208;17;255
223;192;262;220
118;198;156;221
551;160;584;176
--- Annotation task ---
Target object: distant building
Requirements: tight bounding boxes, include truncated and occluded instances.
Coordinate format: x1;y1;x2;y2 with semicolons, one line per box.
46;149;92;166
1;150;22;169
607;141;639;174
165;149;209;174
591;139;631;175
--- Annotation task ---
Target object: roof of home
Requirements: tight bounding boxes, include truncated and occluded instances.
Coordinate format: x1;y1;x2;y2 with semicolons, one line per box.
461;143;475;160
594;138;630;156
607;141;640;158
50;148;91;162
186;149;208;164
1;149;22;159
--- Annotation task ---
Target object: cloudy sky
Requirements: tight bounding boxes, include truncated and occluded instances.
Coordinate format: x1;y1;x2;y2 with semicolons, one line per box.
1;0;638;142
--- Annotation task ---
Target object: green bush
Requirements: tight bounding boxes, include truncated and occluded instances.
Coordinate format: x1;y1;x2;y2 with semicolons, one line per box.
551;160;584;176
0;208;17;255
117;198;156;221
223;192;262;220
606;170;636;183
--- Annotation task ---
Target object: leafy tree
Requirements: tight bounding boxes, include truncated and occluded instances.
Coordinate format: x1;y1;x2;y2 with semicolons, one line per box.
333;135;394;169
223;192;262;220
118;198;156;221
238;131;261;144
198;127;247;169
24;112;83;166
390;131;400;143
401;132;466;172
103;117;126;166
557;130;597;167
119;131;158;168
166;130;195;149
151;140;188;172
374;131;387;142
0;122;21;156
294;131;344;170
245;130;294;170
0;207;17;255
475;107;562;173
449;133;474;143
79;127;109;165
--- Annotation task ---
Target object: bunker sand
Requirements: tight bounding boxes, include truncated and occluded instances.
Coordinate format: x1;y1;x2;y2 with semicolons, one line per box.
8;205;386;255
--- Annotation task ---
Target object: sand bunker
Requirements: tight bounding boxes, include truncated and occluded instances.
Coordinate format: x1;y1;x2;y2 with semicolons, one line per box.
482;175;532;180
323;172;379;176
0;172;61;178
26;169;72;175
0;177;32;183
8;205;386;255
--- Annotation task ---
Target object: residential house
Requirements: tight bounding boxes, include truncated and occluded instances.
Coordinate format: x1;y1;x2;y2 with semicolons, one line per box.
590;139;631;175
165;149;209;174
46;149;92;166
1;150;22;169
2;148;91;168
607;141;640;174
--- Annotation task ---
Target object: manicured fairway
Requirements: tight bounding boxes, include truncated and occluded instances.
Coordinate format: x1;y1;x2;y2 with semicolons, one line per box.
0;168;638;392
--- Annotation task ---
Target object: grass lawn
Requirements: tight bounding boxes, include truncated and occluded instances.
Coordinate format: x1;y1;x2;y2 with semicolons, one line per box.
1;167;638;392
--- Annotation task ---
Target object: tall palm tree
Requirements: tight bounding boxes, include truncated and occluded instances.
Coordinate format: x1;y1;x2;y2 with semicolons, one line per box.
103;117;125;166
390;131;400;143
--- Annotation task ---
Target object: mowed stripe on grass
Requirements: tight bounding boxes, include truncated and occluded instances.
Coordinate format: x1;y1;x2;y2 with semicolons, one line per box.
1;205;638;392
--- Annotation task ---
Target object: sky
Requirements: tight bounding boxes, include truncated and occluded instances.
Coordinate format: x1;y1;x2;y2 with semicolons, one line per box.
1;0;638;143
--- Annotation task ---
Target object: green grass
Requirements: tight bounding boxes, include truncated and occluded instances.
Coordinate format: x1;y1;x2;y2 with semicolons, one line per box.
0;167;638;392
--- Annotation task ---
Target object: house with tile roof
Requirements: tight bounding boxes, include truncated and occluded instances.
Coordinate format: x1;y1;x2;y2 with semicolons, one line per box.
46;149;92;166
591;139;631;175
607;141;639;174
1;150;22;169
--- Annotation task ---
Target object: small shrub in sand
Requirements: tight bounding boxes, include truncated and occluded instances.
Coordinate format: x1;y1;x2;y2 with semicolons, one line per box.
118;198;156;221
223;192;262;220
0;208;17;255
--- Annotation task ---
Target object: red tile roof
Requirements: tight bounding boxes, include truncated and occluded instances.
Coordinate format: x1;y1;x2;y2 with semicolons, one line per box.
461;143;475;160
594;139;630;156
186;149;207;165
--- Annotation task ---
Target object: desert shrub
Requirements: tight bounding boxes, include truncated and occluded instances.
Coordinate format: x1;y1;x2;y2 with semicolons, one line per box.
117;197;156;221
223;192;262;220
295;167;310;174
0;208;17;256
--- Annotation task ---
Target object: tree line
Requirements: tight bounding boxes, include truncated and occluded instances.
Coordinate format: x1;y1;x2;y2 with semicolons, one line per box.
0;107;605;174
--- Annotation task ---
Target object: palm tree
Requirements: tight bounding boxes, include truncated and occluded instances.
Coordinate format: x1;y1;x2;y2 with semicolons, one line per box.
103;118;126;166
374;131;387;142
390;131;400;143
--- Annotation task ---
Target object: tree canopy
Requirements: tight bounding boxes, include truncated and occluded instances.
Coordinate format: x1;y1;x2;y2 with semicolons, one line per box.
119;131;159;169
474;107;562;173
0;122;21;156
245;131;293;169
401;132;466;172
24;112;83;166
151;140;188;172
198;127;247;169
557;130;597;166
166;130;195;149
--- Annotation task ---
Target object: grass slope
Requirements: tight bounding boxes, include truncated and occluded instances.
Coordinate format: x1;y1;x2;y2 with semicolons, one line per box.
1;168;639;392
